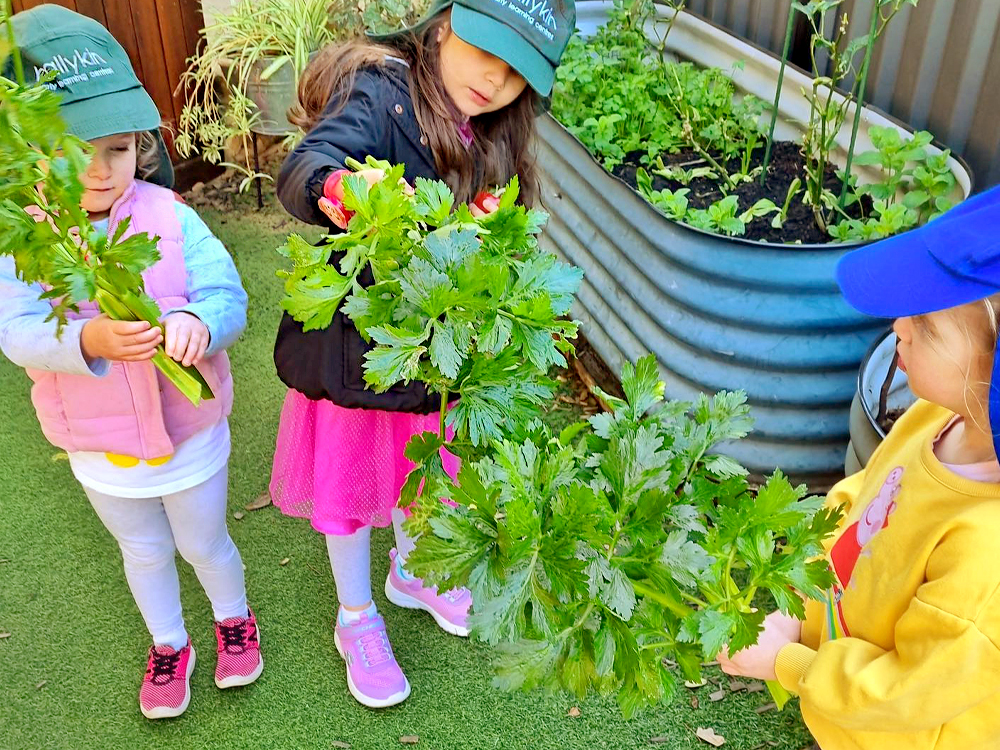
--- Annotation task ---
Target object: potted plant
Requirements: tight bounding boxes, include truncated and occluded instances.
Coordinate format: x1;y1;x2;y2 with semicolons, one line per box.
539;0;972;484
175;0;339;189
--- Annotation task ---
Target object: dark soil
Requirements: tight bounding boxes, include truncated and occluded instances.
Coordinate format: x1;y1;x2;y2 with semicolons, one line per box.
612;141;872;245
878;407;906;436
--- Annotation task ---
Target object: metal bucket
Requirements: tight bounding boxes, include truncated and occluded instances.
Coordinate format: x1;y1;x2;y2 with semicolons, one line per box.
845;330;916;474
245;56;299;136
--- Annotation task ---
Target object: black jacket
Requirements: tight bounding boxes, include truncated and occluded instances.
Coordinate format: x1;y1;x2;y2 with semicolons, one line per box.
274;60;443;413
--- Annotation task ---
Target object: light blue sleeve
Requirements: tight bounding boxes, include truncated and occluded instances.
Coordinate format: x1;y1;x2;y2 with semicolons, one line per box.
168;203;248;356
0;256;110;376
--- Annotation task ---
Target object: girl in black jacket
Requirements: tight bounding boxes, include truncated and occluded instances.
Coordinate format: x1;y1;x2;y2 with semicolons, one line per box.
270;0;575;708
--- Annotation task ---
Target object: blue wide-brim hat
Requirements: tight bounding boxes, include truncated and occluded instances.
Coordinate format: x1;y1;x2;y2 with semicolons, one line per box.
836;184;1000;456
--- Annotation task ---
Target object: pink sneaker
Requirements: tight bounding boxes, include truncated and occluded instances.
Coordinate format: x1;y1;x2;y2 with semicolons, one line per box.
214;607;264;689
384;548;471;637
139;641;195;719
333;610;410;708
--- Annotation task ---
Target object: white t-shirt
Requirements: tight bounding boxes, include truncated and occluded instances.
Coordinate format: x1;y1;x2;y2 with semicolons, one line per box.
67;217;232;498
69;418;231;499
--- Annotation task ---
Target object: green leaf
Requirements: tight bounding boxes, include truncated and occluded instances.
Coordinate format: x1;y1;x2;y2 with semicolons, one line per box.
695;609;739;659
404;431;445;464
659;530;713;589
399;256;455;317
414;177;455;224
428;318;465;379
594;622;616;677
281;265;353;331
424;227;479;271
362;343;426;389
621;354;664;418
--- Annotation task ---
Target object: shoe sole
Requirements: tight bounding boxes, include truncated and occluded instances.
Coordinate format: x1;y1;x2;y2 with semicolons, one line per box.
141;645;196;720
384;575;470;637
216;622;264;689
333;630;411;709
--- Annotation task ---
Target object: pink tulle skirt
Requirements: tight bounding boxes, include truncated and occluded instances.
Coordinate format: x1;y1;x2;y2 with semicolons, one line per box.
269;389;459;536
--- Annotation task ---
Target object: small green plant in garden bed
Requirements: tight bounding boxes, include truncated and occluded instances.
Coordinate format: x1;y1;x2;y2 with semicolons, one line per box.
551;0;957;244
0;21;212;405
275;160;842;716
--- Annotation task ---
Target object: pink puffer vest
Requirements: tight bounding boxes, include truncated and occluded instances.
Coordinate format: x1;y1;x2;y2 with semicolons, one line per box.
25;180;234;459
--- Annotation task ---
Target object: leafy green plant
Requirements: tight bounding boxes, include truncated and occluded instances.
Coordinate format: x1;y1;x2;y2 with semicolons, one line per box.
661;62;767;191
827;199;918;241
687;197;778;237
555;0;954;244
552;0;696;170
405;355;842;716
176;0;338;189
771;178;802;230
794;0;918;232
850;126;956;221
0;19;212;405
277;157;583;526
651;159;716;186
636;169;689;220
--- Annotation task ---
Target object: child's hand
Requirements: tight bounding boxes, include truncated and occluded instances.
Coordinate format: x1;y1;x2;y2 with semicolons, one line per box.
162;312;210;366
354;168;415;196
471;192;500;218
319;168;414;228
81;315;162;363
715;611;802;682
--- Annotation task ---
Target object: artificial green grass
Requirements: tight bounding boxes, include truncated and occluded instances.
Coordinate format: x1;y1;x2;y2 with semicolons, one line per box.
0;191;814;749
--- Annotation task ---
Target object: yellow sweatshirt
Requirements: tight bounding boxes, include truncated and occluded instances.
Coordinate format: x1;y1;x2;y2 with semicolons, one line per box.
774;400;1000;749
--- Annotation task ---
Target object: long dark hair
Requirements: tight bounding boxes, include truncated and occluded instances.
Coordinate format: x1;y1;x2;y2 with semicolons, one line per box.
289;12;540;206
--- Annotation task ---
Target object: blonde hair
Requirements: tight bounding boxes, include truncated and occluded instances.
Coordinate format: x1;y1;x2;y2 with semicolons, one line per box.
135;130;163;180
289;13;540;206
919;294;1000;430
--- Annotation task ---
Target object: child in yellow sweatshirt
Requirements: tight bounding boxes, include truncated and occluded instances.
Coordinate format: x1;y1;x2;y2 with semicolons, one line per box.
717;184;1000;750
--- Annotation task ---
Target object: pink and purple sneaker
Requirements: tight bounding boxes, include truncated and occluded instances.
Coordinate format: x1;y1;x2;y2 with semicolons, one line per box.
214;607;264;689
384;548;472;637
139;640;195;719
333;609;410;708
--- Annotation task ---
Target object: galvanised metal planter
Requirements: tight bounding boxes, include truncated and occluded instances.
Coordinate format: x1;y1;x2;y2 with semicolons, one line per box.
537;1;972;486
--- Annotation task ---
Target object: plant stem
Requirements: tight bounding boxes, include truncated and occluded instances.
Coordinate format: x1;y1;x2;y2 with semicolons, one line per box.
638;641;673;652
2;0;24;86
761;1;797;186
722;546;738;606
839;0;880;208
692;142;736;192
438;387;448;442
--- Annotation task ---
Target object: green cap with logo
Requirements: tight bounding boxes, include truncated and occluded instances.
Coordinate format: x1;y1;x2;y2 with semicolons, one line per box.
6;4;173;187
372;0;576;98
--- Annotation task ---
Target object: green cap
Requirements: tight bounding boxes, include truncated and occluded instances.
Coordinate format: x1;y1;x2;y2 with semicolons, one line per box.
7;4;173;187
372;0;576;97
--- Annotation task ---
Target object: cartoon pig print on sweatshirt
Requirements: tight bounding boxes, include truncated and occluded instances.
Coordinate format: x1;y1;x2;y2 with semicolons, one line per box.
830;467;904;588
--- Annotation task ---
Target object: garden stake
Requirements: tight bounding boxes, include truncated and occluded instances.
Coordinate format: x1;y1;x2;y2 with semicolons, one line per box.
760;0;797;186
839;0;881;208
252;132;264;209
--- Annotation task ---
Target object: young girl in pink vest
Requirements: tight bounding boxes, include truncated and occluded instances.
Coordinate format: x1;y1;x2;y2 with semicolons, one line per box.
0;6;260;719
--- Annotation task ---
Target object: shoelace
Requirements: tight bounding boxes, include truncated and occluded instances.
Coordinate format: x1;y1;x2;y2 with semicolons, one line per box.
147;649;181;682
218;620;249;654
358;628;392;668
443;587;469;604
